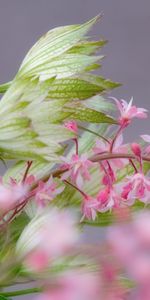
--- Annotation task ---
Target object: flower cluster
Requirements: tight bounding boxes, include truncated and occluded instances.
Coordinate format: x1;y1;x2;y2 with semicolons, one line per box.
1;98;148;225
0;97;149;299
58;98;149;221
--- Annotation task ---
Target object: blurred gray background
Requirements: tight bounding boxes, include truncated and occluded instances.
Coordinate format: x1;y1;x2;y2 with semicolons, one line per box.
0;0;149;299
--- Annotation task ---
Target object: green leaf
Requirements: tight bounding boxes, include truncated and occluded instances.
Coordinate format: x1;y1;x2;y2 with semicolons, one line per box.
0;295;11;300
47;75;120;100
67;40;107;55
80;73;121;90
18;16;100;78
47;77;107;100
0;17;119;161
83;95;115;112
20;53;103;81
63;102;117;124
0;81;11;93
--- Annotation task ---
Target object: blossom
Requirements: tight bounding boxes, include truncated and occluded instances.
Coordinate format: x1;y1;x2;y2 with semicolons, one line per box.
0;178;27;212
81;195;101;221
61;154;93;188
141;134;150;143
93;134;128;170
64;120;78;134
112;97;147;127
35;176;64;206
98;185;130;211
81;185;130;221
121;173;150;203
131;143;141;157
35;270;100;300
101;162;116;186
16;208;79;272
107;211;150;288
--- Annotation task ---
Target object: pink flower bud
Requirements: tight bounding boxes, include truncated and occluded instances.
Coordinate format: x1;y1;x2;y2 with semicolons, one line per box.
131;143;141;157
64;120;78;134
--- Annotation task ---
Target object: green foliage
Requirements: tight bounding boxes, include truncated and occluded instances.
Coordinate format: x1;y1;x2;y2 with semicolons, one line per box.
0;17;119;161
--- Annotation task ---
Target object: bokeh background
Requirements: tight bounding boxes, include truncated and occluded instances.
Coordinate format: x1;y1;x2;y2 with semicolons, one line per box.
0;0;149;298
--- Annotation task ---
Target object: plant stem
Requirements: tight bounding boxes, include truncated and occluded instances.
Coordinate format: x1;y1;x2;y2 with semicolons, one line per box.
64;180;87;197
22;161;33;183
0;287;42;297
89;152;150;163
78;125;110;143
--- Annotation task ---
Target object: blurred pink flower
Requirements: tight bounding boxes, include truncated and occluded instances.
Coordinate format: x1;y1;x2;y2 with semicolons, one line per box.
0;179;27;212
36;270;100;300
131;143;142;157
35;176;64;206
19;209;79;272
108;212;150;286
64;120;78;134
141;135;150;143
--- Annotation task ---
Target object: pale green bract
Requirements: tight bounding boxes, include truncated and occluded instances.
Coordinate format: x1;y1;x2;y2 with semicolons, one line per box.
0;16;119;161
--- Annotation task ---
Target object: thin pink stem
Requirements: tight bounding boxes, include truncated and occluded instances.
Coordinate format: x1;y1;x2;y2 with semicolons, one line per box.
129;159;138;173
89;153;150;163
73;138;79;155
63;180;87;198
22;161;32;183
109;125;123;152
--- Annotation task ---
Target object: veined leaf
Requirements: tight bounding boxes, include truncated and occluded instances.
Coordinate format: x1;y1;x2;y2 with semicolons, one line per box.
67;40;107;55
80;73;121;90
22;54;103;81
63;102;117;124
18;16;100;78
0;17;119;161
47;77;105;100
47;75;119;100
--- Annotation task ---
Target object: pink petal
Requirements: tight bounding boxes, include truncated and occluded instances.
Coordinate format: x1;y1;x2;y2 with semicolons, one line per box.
141;135;150;143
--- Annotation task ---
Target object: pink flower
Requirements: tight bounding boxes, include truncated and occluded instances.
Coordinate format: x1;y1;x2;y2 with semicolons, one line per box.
131;143;142;157
17;209;79;272
101;162;116;186
121;173;150;203
36;270;100;300
81;185;130;221
141;134;150;143
24;248;49;272
35;176;64;206
81;195;101;221
64;120;78;134
61;154;93;188
98;186;128;211
112;97;148;127
93;134;128;170
0;179;27;212
107;212;150;287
